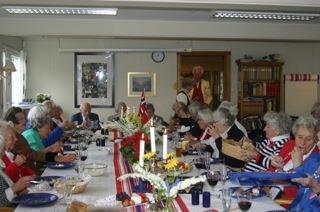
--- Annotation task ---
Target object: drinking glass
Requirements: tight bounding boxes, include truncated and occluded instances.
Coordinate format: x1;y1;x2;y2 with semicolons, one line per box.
237;193;252;211
206;171;220;188
204;151;211;172
221;189;232;212
220;164;228;185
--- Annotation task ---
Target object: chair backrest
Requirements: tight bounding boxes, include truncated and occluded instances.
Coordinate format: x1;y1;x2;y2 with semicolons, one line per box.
0;207;14;212
240;115;265;140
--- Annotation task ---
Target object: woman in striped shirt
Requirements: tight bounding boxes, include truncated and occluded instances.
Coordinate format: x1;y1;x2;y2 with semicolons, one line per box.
242;112;292;172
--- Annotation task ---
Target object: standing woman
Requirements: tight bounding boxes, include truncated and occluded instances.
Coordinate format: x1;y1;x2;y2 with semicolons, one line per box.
0;121;35;207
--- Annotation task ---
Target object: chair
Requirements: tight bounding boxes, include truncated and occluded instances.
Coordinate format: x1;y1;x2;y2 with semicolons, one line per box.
0;207;14;212
240;115;265;141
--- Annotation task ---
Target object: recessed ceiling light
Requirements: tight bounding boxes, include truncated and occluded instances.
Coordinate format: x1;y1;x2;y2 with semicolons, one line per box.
213;10;320;21
2;6;118;15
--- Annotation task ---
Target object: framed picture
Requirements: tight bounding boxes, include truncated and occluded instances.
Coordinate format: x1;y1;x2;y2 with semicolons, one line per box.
128;72;157;97
74;52;115;108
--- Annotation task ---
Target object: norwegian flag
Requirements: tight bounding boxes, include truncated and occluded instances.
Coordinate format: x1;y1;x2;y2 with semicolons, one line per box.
139;90;149;124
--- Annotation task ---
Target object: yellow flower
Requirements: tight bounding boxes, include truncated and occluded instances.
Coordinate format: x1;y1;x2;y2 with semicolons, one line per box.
166;152;175;159
164;158;179;170
144;152;156;160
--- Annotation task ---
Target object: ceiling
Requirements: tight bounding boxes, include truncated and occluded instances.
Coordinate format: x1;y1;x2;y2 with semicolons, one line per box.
0;0;320;23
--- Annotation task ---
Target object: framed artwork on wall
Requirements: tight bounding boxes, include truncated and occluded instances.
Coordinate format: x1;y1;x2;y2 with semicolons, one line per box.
128;72;156;97
74;52;115;108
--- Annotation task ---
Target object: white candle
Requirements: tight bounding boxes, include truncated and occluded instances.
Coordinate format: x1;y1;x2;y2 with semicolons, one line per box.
150;118;156;153
163;129;168;160
127;107;131;116
132;106;136;113
120;106;124;119
139;134;145;167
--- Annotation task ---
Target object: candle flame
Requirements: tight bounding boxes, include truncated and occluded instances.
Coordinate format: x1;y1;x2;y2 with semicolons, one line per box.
164;128;167;134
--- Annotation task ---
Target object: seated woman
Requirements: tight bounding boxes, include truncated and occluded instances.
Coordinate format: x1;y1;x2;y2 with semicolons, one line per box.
0;121;35;207
267;116;319;200
289;152;320;211
188;101;206;121
1;122;35;183
22;117;62;153
212;107;247;169
4;107;75;175
107;101;127;121
146;103;167;126
242;112;292;172
177;103;202;139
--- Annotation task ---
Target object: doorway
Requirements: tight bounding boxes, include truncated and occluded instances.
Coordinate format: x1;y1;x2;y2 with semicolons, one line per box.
177;51;231;109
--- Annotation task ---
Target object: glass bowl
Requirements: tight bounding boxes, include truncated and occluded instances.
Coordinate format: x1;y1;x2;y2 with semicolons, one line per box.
84;163;107;177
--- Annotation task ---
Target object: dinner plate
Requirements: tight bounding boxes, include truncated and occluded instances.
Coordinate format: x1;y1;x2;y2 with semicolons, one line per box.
228;187;266;199
47;162;76;169
12;192;58;206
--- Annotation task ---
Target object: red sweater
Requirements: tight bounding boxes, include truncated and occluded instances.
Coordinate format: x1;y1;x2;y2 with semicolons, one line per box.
2;152;35;183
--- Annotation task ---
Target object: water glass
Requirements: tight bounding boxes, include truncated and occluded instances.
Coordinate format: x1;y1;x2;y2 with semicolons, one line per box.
221;189;232;212
220;164;228;184
202;191;211;208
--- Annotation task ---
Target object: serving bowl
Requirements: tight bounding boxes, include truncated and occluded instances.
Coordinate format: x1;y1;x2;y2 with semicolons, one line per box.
84;163;107;177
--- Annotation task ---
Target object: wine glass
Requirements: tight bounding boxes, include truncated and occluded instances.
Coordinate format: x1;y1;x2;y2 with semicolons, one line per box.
221;188;232;212
237;193;252;211
206;171;220;188
220;164;228;185
204;151;211;173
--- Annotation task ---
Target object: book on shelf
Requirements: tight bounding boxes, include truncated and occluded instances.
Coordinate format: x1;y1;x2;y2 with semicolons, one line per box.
245;81;280;97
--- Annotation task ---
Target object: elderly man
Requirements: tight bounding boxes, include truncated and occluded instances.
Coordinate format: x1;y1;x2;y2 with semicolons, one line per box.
71;102;100;130
146;103;167;126
189;65;213;106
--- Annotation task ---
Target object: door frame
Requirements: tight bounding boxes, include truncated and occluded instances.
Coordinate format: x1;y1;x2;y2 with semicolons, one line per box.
177;51;231;102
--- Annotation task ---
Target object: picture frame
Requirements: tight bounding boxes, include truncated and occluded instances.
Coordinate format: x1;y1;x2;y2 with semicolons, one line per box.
74;52;115;108
128;72;157;97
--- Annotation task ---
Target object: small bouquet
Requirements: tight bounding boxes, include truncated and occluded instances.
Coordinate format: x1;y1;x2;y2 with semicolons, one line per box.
35;93;51;103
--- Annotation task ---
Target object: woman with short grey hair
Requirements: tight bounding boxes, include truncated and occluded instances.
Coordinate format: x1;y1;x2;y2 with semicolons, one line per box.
270;116;319;172
209;107;247;168
22;117;62;153
0;121;35;207
218;101;248;137
243;112;292;172
188;101;205;121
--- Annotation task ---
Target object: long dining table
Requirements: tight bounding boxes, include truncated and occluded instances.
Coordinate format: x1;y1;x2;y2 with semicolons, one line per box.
15;137;286;212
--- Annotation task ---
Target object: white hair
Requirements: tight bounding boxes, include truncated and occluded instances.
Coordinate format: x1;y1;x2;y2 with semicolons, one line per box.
0;121;14;156
27;104;49;121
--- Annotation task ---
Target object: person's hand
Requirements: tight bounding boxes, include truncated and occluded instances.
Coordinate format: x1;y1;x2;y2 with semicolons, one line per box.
55;154;77;163
14;154;26;166
270;155;284;170
240;149;258;162
188;142;201;150
207;124;219;139
291;147;303;168
48;142;63;153
292;175;320;193
11;175;36;193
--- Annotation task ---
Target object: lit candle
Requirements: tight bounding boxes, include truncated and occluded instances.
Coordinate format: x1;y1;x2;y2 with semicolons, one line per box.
139;134;145;167
120;106;124;119
163;129;168;160
150;118;156;153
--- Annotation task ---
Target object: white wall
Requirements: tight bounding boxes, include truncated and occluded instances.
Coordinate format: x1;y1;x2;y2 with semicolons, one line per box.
25;37;320;120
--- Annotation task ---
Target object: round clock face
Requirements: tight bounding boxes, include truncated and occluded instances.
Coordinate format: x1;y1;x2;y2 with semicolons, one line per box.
151;51;165;63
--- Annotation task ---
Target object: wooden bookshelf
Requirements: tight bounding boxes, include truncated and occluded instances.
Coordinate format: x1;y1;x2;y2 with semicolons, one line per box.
237;60;284;118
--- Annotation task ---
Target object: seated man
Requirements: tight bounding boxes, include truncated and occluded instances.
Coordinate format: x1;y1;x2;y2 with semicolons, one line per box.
146;103;167;126
71;102;100;130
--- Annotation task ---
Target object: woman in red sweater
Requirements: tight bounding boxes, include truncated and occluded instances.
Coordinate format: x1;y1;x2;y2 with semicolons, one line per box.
1;124;35;182
269;116;319;200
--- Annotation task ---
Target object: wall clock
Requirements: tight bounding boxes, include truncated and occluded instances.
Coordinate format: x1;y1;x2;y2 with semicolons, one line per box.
151;51;165;63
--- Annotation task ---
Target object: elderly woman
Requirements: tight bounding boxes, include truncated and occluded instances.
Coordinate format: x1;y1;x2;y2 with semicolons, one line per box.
107;101;127;121
177;103;202;139
22;117;62;153
211;107;247;168
266;116;319;201
242;112;292;172
4;107;75;175
1;122;35;183
0;121;35;207
188;101;205;121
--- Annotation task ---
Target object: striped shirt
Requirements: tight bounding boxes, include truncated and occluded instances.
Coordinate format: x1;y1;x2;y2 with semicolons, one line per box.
243;134;290;172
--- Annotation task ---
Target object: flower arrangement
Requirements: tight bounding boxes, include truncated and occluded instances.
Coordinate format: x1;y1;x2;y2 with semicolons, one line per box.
118;163;206;200
105;112;162;138
120;131;149;164
35;93;51;103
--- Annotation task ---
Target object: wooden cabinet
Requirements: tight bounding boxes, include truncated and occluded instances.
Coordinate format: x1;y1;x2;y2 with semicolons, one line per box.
237;60;284;118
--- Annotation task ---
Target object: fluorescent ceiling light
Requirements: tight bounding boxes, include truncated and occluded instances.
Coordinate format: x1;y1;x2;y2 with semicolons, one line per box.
213;10;320;21
2;6;118;15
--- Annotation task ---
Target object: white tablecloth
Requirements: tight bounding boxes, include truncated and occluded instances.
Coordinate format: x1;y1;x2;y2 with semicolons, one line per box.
15;140;285;212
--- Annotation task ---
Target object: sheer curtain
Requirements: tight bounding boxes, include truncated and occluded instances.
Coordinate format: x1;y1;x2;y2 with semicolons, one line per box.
11;50;26;105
